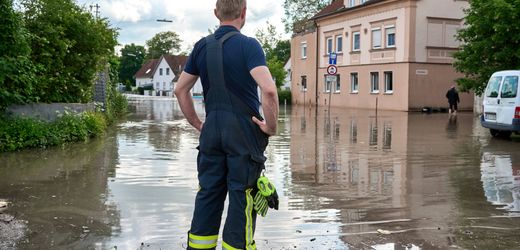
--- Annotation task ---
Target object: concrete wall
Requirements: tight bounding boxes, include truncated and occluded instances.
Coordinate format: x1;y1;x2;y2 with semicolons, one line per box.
6;103;96;121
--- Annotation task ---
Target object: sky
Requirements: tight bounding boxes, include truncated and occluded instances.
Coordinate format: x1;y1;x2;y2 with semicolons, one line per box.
76;0;289;53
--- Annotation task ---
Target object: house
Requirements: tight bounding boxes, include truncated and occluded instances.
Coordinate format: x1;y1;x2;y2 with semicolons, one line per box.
282;59;291;91
291;0;474;111
134;55;203;96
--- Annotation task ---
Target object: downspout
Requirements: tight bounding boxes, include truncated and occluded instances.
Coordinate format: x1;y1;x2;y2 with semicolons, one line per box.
314;19;319;109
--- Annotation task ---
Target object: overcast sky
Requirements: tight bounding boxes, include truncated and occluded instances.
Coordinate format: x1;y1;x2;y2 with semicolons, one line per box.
76;0;288;53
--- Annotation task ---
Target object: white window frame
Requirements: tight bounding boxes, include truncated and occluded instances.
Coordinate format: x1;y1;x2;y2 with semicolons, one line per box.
349;0;356;7
301;42;307;59
326;37;333;55
159;68;163;76
352;32;361;51
166;68;170;75
335;75;341;93
371;28;382;49
370;72;379;93
336;35;343;53
325;75;333;93
350;73;359;93
385;25;396;48
384;71;393;93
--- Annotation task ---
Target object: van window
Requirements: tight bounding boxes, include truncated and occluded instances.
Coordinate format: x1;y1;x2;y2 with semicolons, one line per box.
500;76;518;98
485;76;502;98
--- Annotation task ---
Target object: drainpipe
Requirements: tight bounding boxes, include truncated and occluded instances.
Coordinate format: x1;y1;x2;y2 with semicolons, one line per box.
314;20;319;109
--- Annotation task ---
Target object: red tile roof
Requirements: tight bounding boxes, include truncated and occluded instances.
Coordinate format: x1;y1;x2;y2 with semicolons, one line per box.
163;55;188;75
314;0;345;18
134;59;159;79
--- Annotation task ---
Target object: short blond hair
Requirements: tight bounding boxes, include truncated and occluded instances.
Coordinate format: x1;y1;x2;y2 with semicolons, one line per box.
216;0;246;21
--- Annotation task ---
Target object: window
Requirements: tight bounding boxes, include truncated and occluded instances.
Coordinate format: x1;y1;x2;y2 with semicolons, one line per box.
349;0;356;7
500;76;518;98
325;75;336;93
336;36;343;53
371;28;382;49
301;76;307;91
385;26;395;47
370;72;379;93
159;68;163;75
427;18;461;48
326;37;333;54
351;73;359;93
485;76;502;98
384;71;393;93
352;32;360;51
361;0;369;3
301;42;307;59
335;75;341;93
166;68;170;75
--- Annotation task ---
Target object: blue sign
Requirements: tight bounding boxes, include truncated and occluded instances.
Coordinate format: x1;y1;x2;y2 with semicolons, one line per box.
329;52;337;65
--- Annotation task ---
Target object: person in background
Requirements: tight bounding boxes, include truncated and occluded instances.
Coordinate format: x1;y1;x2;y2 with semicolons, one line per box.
446;85;460;115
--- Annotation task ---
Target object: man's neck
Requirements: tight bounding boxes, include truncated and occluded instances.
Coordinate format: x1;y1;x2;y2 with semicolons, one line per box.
220;20;242;31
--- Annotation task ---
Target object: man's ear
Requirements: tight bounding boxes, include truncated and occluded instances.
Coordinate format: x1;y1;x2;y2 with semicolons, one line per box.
241;7;246;19
214;9;219;20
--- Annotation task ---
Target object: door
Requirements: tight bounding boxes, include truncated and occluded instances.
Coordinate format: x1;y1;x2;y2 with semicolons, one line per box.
497;75;519;125
483;75;503;123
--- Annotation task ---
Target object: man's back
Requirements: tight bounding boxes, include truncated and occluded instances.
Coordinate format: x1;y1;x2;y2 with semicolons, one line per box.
184;25;266;114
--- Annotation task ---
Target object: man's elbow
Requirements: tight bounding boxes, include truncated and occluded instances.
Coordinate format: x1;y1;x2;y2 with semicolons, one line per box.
262;85;278;99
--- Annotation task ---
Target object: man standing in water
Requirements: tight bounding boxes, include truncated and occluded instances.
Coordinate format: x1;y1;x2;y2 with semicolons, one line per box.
174;0;279;249
446;85;460;114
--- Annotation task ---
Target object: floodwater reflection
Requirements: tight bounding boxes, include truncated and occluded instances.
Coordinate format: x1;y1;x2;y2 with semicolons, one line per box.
1;97;520;249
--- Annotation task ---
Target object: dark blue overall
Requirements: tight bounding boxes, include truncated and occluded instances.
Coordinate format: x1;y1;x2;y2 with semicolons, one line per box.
187;32;268;250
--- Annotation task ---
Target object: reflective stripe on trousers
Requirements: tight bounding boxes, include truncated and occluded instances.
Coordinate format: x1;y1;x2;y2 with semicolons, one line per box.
188;233;218;249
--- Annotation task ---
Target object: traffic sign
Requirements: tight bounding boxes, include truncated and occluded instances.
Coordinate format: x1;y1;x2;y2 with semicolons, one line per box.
327;65;338;75
329;52;337;65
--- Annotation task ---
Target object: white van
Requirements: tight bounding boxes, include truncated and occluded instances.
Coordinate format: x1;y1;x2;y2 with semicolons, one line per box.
481;70;520;137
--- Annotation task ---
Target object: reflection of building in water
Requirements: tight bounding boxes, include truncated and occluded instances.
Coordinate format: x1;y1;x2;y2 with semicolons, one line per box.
289;105;476;248
481;152;520;212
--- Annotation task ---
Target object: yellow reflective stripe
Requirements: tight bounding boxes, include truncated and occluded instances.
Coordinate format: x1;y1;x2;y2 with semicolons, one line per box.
188;233;218;249
222;241;242;250
245;189;255;250
189;233;218;241
188;241;217;249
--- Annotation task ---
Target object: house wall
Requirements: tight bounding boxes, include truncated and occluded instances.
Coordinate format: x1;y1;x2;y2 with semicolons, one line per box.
136;78;151;88
152;58;175;92
291;31;317;106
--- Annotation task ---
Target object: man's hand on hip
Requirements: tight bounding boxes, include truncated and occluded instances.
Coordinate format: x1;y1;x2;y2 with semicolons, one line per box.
252;116;275;136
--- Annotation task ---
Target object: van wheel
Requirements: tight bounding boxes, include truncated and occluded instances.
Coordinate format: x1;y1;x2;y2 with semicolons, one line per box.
490;129;500;137
499;131;512;138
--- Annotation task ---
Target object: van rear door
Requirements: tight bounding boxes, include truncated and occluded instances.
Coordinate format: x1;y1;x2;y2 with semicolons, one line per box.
483;75;503;123
497;75;519;125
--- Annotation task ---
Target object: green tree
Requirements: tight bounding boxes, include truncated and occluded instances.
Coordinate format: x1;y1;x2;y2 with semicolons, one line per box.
273;40;291;64
454;0;520;95
256;22;280;59
21;0;118;103
0;0;37;109
119;44;145;86
267;56;287;89
146;31;182;59
283;0;330;33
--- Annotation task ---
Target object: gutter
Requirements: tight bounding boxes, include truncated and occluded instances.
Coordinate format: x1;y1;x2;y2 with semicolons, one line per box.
315;19;319;108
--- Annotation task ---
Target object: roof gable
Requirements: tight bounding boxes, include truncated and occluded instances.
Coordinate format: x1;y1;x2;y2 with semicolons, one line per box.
134;54;188;79
134;59;159;79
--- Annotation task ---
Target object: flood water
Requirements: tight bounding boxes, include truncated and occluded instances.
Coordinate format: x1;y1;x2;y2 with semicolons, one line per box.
1;96;520;250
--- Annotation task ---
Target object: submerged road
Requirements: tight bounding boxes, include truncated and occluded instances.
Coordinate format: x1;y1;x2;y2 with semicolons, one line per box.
1;95;519;249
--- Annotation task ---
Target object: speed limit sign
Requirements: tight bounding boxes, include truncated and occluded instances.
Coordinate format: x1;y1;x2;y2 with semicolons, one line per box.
327;65;338;75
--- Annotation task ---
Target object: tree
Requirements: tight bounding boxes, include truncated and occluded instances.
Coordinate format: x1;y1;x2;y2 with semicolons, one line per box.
256;22;290;89
119;44;145;86
256;22;281;59
283;0;330;33
0;0;36;109
267;56;287;89
454;0;520;95
21;0;118;103
146;31;182;59
273;40;291;64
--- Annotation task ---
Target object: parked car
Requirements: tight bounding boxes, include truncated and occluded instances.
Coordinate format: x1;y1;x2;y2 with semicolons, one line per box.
481;70;520;137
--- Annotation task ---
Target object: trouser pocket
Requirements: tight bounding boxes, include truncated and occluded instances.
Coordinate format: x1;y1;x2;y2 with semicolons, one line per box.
247;154;266;188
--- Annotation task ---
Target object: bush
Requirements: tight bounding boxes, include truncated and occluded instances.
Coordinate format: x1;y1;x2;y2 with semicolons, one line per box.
278;89;292;104
0;111;108;152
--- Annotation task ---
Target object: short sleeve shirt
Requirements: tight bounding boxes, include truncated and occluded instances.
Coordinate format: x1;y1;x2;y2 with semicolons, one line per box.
184;26;266;114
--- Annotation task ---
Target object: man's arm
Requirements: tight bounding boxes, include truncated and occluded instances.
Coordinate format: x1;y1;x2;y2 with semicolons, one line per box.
250;65;278;136
174;71;203;131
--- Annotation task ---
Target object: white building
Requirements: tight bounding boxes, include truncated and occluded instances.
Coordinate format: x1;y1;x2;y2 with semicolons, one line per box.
282;58;291;91
134;55;203;97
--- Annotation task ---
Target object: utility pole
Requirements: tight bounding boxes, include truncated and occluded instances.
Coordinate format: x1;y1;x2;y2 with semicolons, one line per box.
90;3;100;19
